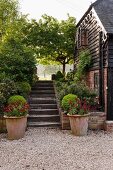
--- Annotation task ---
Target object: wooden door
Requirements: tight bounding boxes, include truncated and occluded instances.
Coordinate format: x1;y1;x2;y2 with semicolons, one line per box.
107;68;113;120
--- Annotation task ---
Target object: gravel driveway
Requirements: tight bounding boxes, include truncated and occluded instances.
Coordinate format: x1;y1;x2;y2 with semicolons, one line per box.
0;128;113;170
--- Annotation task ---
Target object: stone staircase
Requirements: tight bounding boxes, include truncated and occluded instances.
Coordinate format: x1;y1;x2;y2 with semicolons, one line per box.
28;81;61;127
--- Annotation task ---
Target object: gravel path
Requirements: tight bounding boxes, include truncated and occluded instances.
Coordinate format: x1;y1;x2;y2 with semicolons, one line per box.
0;128;113;170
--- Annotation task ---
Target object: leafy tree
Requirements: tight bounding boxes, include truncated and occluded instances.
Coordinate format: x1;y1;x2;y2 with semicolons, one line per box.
0;0;19;41
24;14;76;74
0;39;36;83
0;0;36;83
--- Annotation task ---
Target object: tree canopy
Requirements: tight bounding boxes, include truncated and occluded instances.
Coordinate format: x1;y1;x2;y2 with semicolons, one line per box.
24;14;76;74
0;0;36;83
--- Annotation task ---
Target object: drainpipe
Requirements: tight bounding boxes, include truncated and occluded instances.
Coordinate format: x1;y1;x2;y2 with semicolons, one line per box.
99;31;104;110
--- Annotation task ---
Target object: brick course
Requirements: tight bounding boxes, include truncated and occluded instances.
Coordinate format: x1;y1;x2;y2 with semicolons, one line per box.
86;68;107;114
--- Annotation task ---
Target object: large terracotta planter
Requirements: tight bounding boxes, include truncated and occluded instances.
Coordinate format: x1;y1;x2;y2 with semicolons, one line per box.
61;111;71;130
68;114;90;136
0;115;7;133
4;115;28;140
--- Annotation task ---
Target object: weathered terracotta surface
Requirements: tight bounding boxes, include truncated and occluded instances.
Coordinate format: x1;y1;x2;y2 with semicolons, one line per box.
88;112;106;130
61;111;70;130
4;115;28;140
0;115;7;133
68;114;90;136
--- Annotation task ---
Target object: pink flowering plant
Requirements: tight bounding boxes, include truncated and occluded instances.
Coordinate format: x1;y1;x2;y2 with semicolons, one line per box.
4;102;29;117
68;98;91;115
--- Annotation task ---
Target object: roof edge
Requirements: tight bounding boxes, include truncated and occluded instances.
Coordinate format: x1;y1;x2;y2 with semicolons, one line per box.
76;4;92;27
76;0;100;27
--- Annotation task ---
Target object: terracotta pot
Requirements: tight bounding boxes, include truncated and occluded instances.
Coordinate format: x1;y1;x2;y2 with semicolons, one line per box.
68;114;90;136
0;115;7;133
61;111;71;130
4;115;28;140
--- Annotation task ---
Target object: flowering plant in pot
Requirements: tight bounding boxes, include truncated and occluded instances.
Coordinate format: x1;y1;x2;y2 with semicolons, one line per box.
4;102;29;117
4;95;29;140
67;97;91;136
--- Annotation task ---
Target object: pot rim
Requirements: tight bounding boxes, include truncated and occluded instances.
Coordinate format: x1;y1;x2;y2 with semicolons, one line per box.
4;114;29;119
67;113;90;117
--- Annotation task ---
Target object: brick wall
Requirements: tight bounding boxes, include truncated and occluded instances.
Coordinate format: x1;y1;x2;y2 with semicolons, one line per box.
86;70;99;89
86;68;107;114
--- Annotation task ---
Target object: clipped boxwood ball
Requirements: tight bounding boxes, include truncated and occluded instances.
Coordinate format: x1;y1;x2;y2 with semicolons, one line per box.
61;94;78;112
8;95;27;104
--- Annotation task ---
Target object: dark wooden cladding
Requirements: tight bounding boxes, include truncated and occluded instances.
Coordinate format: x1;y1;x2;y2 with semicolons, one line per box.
103;41;108;67
108;36;113;68
76;9;102;69
76;0;113;120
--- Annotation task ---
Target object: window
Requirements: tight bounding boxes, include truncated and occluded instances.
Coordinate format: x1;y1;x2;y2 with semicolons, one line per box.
80;29;88;46
94;73;99;94
76;28;88;49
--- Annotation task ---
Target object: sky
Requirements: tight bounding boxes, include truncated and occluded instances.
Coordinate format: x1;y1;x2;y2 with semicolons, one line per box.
19;0;96;23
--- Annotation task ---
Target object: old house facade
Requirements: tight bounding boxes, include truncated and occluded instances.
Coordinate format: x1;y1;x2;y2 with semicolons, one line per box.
75;0;113;121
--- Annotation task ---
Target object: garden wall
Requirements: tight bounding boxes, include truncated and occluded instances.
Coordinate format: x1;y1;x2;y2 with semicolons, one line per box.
86;68;107;113
60;111;106;130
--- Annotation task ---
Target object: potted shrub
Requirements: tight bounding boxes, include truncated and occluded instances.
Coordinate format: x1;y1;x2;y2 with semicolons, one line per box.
4;95;29;140
67;97;90;136
61;94;78;129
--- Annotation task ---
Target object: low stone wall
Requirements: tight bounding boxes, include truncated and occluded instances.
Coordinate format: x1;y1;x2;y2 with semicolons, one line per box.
60;111;106;130
88;112;106;130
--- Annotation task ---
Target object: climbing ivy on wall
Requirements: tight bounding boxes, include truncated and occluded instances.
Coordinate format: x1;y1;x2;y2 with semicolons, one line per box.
74;49;91;81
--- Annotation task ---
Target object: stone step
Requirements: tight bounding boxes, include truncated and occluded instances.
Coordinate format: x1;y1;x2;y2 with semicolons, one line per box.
31;87;54;90
29;109;59;115
34;83;53;87
28;80;60;128
29;104;58;109
28;114;60;122
27;121;61;127
29;94;55;98
28;97;56;104
30;90;55;94
36;80;53;83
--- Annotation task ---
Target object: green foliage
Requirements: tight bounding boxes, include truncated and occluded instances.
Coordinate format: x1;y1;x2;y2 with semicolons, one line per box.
66;70;75;81
0;92;6;114
0;0;36;115
4;102;29;117
16;82;31;98
74;49;91;81
55;80;69;100
0;0;19;41
8;95;27;104
68;98;90;115
0;0;36;84
0;78;17;115
55;71;64;81
24;14;76;74
55;80;97;109
61;94;78;112
0;39;36;83
0;78;17;100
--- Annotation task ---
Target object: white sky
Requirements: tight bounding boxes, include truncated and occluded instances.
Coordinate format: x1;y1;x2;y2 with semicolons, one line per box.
19;0;96;22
